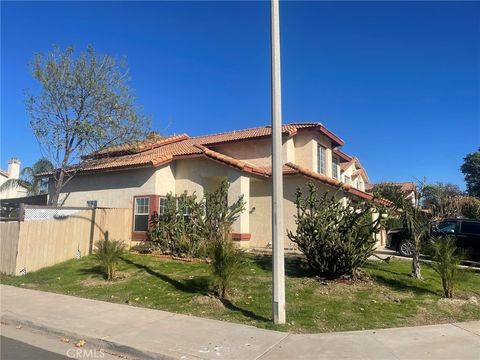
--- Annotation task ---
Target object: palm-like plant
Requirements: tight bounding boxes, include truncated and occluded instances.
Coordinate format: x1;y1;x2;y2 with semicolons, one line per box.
0;158;54;195
94;239;126;281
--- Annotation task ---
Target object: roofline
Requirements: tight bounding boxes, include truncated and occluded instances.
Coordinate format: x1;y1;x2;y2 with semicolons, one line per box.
333;148;352;162
284;162;391;206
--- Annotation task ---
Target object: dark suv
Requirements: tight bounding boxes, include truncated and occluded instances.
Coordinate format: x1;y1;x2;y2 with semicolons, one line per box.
387;218;480;260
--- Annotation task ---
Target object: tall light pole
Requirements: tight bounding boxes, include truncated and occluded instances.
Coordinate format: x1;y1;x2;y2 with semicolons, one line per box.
270;0;286;325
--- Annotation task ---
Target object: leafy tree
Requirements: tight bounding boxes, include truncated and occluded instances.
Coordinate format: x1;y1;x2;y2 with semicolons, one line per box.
26;45;150;205
94;239;127;281
461;148;480;197
0;158;54;195
423;183;464;209
427;237;463;298
372;183;406;209
288;183;384;279
460;196;480;219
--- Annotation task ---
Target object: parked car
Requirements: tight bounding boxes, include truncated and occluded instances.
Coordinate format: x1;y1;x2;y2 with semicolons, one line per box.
387;218;480;260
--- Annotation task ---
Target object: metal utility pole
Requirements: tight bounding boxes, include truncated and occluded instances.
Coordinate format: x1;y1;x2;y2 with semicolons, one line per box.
270;0;286;325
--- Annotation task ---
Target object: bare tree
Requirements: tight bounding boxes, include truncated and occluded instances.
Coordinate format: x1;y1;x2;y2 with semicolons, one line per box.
26;45;150;205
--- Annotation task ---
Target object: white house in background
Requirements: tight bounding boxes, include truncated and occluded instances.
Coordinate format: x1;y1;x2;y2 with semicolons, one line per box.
0;158;29;199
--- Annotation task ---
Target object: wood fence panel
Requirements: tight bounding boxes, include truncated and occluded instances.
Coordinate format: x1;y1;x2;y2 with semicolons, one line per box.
15;210;91;274
93;208;132;248
0;222;20;275
12;208;132;275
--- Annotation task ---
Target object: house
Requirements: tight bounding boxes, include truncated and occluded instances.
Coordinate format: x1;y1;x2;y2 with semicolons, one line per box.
365;182;417;205
0;158;28;199
46;122;389;248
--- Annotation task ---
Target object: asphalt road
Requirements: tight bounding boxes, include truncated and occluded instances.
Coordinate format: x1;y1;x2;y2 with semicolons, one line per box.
1;336;68;360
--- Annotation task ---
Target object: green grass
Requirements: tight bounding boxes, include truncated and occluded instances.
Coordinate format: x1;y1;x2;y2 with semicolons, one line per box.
2;253;479;333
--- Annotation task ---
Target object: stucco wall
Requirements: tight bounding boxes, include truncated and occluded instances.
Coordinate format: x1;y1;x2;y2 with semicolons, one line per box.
210;137;296;168
211;139;272;167
249;175;340;248
54;167;162;208
293;131;333;175
174;158;237;197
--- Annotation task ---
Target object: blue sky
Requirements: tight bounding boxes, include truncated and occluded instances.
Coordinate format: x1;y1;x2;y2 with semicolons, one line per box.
2;1;479;188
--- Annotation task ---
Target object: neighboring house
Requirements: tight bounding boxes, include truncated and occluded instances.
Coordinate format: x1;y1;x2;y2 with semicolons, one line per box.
0;159;28;199
46;122;388;248
365;182;417;205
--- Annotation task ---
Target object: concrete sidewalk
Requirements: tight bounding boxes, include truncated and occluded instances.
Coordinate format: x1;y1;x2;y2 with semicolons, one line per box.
1;285;479;360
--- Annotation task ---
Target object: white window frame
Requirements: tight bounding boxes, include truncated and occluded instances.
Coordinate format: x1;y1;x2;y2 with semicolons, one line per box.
159;197;167;215
134;197;150;232
332;157;339;179
344;175;351;185
317;144;326;175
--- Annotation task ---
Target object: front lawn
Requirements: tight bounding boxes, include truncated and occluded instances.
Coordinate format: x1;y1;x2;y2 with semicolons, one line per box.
1;253;479;333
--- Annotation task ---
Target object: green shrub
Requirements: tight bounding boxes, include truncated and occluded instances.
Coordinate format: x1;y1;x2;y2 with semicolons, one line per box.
288;183;384;279
94;239;126;280
148;180;246;259
427;236;463;298
209;227;245;298
148;193;204;258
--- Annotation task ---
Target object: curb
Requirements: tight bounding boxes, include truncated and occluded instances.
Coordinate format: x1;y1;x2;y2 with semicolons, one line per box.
1;313;178;360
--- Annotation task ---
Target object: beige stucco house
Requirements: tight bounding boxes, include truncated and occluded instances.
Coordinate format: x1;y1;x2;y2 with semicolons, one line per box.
49;123;388;248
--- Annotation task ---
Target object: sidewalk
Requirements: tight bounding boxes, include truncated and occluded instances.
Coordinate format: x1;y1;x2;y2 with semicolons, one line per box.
1;285;479;360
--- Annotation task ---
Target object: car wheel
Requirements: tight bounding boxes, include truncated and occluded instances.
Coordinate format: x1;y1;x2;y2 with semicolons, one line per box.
398;239;415;257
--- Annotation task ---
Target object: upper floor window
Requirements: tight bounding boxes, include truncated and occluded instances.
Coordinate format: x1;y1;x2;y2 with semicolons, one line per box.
332;157;339;179
134;197;150;232
344;176;351;185
317;144;326;175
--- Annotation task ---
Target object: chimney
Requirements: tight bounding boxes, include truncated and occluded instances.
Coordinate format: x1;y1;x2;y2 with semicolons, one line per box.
8;158;20;179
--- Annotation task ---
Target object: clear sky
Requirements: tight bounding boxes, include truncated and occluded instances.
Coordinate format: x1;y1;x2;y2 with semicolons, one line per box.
2;1;479;188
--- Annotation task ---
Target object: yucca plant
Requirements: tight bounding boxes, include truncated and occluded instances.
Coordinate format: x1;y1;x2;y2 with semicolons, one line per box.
94;239;126;280
428;236;463;298
209;226;245;299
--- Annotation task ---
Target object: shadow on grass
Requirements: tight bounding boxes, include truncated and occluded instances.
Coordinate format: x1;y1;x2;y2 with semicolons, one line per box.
370;272;439;296
79;265;105;278
122;257;271;323
251;254;313;278
122;257;210;296
219;298;271;323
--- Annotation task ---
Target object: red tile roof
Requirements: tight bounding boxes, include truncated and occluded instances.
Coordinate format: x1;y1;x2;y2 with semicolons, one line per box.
333;148;352;162
0;169;8;178
43;123;345;175
284;163;391;206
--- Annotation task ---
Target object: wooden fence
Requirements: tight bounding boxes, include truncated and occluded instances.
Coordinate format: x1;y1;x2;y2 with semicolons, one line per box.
0;208;132;276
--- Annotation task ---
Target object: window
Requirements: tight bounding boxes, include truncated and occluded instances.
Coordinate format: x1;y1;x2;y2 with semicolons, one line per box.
357;180;364;191
461;221;480;235
317;144;326;175
134;197;150;232
86;200;97;208
159;197;167;215
344;176;351;185
436;220;457;234
332;157;339;179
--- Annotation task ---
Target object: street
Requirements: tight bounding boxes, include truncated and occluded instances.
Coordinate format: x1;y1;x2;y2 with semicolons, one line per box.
0;324;121;360
1;337;68;360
